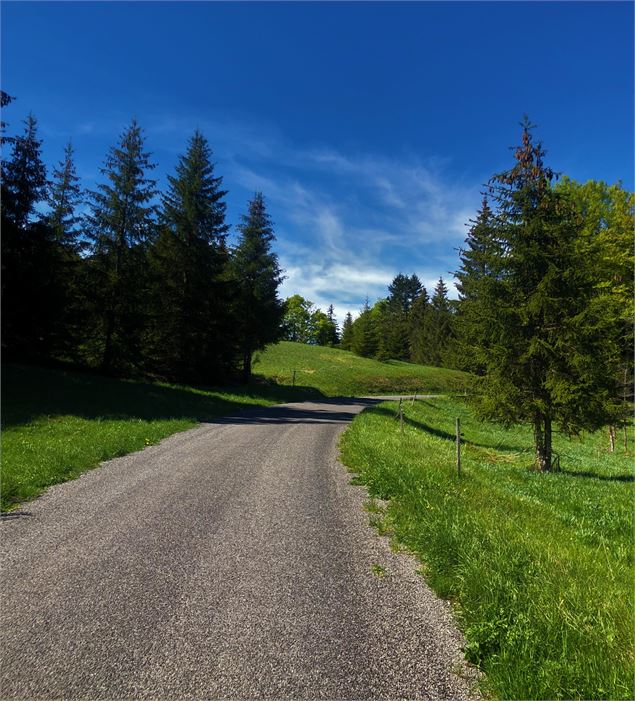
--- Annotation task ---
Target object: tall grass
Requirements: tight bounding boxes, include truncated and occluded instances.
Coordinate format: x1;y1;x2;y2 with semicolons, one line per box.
340;397;634;700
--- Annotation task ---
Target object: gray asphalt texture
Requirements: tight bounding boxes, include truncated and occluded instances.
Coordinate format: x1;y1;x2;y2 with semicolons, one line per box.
1;397;479;700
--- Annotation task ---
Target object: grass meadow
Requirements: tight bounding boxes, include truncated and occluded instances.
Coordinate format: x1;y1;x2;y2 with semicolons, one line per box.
253;340;469;396
340;397;634;700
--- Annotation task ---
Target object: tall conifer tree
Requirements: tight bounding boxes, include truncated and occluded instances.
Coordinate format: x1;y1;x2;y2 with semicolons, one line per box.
232;192;284;382
85;119;157;373
2;113;47;229
459;118;620;470
340;312;354;350
148;130;231;382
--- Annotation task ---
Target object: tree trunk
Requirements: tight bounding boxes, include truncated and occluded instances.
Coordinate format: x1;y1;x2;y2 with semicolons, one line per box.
533;413;552;471
609;425;616;453
242;348;252;384
101;307;115;373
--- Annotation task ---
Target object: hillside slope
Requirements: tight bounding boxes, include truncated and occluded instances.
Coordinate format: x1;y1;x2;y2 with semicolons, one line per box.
253;341;469;396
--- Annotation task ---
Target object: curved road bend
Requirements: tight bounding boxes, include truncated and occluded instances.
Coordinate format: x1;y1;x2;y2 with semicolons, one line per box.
1;397;478;700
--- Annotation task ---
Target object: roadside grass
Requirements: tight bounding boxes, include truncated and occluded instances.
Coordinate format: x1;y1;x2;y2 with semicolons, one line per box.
253;341;469;396
340;397;634;700
1;363;320;511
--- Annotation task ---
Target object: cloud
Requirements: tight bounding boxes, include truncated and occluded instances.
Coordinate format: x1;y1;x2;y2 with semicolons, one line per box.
65;110;479;322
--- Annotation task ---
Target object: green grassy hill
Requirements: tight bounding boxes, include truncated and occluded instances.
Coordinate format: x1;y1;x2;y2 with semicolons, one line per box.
253;341;469;396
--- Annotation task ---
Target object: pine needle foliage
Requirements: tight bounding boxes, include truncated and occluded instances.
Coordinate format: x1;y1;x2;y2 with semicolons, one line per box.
232;192;284;382
457;118;624;471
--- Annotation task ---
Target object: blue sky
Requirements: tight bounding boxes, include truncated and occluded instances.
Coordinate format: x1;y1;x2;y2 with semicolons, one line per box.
2;1;633;322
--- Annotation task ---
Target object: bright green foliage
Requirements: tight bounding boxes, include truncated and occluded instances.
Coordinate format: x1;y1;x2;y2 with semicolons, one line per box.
555;177;634;415
232;192;284;381
147;130;232;383
340;397;634;700
85;119;158;373
457;119;623;470
282;294;316;342
253;340;469;396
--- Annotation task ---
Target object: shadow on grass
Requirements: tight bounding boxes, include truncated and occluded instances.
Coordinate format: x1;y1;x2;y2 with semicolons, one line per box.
1;364;325;429
372;406;524;453
559;469;635;483
212;398;382;425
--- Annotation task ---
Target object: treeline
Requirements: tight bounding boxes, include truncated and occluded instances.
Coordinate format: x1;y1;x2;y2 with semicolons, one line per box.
339;274;455;366
1;94;284;383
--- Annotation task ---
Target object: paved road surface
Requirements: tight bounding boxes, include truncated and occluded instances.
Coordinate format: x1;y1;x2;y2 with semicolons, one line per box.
1;398;477;699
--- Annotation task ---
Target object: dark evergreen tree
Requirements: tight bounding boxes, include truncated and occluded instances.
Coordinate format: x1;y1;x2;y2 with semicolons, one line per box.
428;277;453;366
454;197;501;373
1;90;15;145
459;118;621;471
85;119;157;373
1;112;56;358
408;286;430;363
148;129;231;382
377;273;423;360
46;141;83;250
326;305;340;346
44;141;86;358
2;113;47;229
340;312;354;350
387;273;422;313
232;192;284;382
352;297;378;358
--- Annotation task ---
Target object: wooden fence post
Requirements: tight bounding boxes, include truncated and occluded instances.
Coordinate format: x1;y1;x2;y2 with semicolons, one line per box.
456;417;461;477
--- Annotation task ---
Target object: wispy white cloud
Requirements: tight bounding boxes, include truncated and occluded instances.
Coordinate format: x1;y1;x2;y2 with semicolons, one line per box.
59;110;480;322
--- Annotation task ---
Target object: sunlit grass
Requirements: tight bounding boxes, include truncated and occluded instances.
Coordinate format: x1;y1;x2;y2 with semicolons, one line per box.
254;340;469;396
340;397;634;700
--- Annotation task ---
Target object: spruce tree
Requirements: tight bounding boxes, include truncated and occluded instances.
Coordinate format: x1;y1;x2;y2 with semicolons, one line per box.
148;130;231;382
340;312;354;350
408;286;430;363
47;141;83;250
85;119;157;373
326;304;339;346
352;298;378;358
428;277;452;366
459;118;620;471
1;112;55;358
2;113;47;229
44;141;85;357
1;90;15;145
232;192;284;382
454;197;500;373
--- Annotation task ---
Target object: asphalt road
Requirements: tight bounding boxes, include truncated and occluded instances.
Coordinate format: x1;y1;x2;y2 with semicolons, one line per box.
1;398;478;700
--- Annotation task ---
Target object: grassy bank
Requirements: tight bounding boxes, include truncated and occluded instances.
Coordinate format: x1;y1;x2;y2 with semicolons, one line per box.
340;397;634;700
1;363;319;511
254;341;469;396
